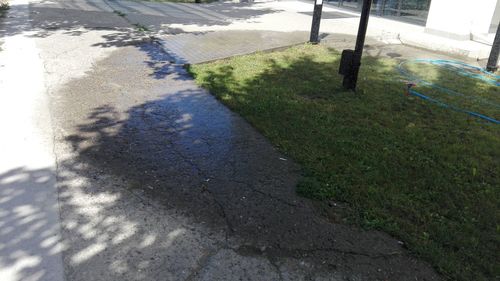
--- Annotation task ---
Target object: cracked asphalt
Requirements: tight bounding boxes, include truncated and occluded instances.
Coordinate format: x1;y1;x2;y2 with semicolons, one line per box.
1;0;443;280
50;39;439;281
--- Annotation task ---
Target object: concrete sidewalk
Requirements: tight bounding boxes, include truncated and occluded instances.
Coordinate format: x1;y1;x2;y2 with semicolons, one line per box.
0;1;64;281
29;0;493;64
82;0;492;64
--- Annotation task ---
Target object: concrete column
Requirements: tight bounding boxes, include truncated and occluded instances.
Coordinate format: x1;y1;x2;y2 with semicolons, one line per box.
425;0;498;40
471;0;498;35
490;1;500;33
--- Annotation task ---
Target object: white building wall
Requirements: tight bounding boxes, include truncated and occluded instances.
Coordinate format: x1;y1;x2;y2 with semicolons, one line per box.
490;0;500;32
425;0;498;40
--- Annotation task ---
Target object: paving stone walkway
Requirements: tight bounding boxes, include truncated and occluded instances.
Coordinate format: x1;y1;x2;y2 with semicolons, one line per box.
159;30;308;64
104;0;311;63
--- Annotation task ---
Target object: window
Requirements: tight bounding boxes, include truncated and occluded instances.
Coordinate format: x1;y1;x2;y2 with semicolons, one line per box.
327;0;432;25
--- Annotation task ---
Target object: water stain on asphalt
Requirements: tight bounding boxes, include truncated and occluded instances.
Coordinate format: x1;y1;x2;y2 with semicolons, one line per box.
53;41;442;280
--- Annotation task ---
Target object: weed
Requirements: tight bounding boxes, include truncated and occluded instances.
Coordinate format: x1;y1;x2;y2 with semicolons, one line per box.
0;2;10;18
133;23;150;32
113;10;126;17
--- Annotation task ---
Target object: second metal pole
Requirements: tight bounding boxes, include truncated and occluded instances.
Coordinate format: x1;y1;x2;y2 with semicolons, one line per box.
310;0;324;44
343;0;373;90
487;22;500;72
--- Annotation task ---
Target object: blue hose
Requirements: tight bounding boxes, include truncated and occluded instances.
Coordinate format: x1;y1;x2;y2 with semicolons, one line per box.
409;90;500;124
413;59;500;86
397;59;500;124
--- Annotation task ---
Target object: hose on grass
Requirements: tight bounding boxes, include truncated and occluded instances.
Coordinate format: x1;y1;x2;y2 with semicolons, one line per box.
397;59;500;124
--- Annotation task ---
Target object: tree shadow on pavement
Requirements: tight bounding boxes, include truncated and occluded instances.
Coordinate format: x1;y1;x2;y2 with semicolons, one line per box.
3;1;492;279
106;0;281;30
0;0;283;80
0;0;281;39
0;167;64;281
43;44;444;280
0;161;225;281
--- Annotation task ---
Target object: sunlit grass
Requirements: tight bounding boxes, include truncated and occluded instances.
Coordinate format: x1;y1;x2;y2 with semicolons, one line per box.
189;44;500;281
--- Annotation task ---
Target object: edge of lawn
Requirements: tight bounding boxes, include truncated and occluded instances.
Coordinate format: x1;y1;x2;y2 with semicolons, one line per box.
185;43;499;281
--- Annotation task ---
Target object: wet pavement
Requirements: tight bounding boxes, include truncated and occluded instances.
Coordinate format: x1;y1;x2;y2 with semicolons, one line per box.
47;37;441;280
45;28;441;281
0;0;446;280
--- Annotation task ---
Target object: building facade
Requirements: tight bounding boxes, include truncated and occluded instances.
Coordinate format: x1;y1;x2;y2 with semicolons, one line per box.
328;0;499;45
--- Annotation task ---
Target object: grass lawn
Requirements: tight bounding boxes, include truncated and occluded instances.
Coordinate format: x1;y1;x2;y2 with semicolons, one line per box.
188;44;499;281
0;1;9;18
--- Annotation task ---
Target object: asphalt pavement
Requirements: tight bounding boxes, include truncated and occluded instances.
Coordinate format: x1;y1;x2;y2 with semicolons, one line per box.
0;1;443;280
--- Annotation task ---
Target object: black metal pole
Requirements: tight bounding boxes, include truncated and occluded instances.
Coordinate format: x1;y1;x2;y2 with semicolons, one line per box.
487;23;500;72
310;0;324;44
343;0;373;90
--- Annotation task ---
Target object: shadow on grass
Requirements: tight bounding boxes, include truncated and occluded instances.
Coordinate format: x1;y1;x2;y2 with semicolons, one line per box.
189;45;499;281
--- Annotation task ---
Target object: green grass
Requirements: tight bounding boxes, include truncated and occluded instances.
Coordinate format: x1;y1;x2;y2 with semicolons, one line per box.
0;1;9;18
132;23;150;32
188;44;500;281
113;10;126;17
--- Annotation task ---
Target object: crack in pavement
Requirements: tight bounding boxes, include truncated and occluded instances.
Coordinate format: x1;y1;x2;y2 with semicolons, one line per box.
182;246;224;281
33;6;443;277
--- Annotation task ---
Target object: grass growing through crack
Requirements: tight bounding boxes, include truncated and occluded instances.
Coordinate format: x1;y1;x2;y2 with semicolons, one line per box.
0;1;9;18
0;0;8;52
133;23;150;32
189;44;499;281
113;10;126;17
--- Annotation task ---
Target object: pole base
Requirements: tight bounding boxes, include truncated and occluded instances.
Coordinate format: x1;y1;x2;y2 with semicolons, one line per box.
486;65;498;73
309;3;323;44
